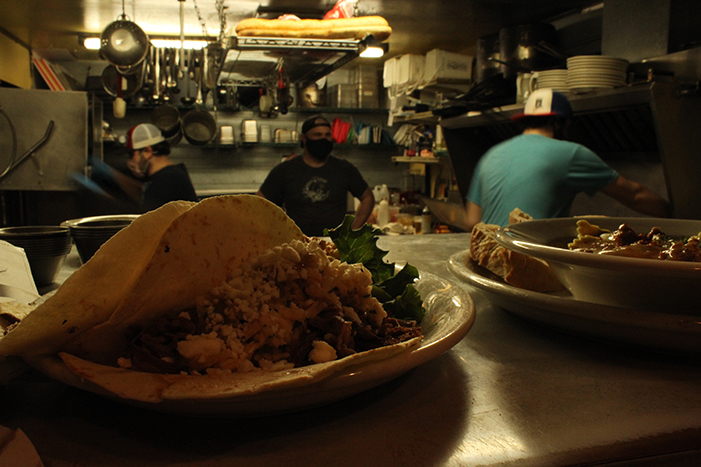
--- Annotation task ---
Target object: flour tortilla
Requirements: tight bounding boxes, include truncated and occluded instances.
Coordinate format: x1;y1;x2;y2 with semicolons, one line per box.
58;336;421;403
61;195;305;364
0;200;196;357
6;194;420;402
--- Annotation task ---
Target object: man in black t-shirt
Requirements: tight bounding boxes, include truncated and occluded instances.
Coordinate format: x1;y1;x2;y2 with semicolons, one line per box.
256;116;374;236
125;123;198;212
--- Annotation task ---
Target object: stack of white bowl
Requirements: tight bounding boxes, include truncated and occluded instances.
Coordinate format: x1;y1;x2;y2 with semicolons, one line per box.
533;69;568;92
566;55;629;93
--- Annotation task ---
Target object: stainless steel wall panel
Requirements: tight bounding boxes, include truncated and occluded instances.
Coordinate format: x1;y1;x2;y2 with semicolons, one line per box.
0;89;88;191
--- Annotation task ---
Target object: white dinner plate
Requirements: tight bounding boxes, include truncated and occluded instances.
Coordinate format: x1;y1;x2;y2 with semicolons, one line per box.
447;250;701;354
25;271;475;418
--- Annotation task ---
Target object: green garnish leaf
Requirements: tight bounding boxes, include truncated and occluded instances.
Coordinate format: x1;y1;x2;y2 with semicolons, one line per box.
325;215;424;322
378;263;419;298
325;215;394;283
382;285;426;322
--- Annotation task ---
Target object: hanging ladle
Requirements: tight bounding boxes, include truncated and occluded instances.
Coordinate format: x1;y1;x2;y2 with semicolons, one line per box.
180;49;195;106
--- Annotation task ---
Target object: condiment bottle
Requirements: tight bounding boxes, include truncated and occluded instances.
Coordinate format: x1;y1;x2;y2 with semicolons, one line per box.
421;207;432;234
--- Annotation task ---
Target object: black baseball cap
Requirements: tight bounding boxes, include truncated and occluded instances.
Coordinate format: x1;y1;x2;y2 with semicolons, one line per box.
301;116;332;135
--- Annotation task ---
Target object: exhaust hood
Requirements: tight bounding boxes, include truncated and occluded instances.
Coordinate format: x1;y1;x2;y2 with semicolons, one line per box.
440;80;701;219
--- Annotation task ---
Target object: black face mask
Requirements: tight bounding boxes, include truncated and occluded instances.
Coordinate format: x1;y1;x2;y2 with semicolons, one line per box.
305;138;334;161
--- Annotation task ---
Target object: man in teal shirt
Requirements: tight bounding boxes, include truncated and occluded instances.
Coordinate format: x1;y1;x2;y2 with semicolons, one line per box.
465;89;670;227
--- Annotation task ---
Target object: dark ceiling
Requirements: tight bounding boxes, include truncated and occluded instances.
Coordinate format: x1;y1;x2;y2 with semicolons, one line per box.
0;0;602;61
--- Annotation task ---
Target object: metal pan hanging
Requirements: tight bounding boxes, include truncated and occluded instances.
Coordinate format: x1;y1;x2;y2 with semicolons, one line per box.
100;65;142;99
100;16;150;70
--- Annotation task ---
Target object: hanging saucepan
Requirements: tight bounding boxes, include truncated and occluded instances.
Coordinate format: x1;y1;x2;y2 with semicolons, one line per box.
151;103;182;146
151;103;180;137
181;109;217;145
101;64;142;99
100;16;150;71
498;23;561;77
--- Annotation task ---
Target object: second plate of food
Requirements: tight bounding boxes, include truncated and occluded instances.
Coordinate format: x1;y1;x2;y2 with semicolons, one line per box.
448;250;701;355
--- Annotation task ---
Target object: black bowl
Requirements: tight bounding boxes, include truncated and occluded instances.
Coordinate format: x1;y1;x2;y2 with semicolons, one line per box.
63;215;140;264
0;226;72;286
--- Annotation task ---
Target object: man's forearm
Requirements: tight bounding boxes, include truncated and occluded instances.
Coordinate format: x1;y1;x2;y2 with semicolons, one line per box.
351;190;374;229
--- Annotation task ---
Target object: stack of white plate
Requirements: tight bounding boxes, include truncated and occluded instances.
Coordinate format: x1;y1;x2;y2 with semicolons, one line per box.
534;69;568;92
566;55;629;93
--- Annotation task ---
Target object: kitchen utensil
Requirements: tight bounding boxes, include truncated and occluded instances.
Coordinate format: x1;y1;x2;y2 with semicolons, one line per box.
180;49;195;106
100;65;141;99
181;109;217;145
276;60;290;114
150;103;180;138
100;16;150;70
152;46;160;101
0;117;54;180
475;33;501;84
498;23;561;77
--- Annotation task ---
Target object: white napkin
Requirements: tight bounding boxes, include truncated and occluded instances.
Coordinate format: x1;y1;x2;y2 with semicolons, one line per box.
0;240;40;304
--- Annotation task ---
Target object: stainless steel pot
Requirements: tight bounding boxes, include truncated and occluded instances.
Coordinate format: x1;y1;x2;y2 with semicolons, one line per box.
498;23;561;77
475;33;501;84
100;17;150;70
150;103;181;138
101;64;142;98
182;109;217;145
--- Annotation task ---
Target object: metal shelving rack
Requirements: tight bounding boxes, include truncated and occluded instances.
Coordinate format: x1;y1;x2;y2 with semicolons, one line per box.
217;36;365;88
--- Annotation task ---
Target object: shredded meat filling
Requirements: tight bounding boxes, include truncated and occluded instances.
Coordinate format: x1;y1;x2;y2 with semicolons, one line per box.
125;307;421;374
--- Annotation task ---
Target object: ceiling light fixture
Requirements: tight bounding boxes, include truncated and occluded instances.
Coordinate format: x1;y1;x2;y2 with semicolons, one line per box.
359;35;389;58
81;36;208;50
360;46;385;58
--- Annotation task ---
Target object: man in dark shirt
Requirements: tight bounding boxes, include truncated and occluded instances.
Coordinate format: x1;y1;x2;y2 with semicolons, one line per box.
125;123;198;212
256;115;374;236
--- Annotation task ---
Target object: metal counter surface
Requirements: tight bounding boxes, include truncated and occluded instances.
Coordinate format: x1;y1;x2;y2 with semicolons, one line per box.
3;233;701;466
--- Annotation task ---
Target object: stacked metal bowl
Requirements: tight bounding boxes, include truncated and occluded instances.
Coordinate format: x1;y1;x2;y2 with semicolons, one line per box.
62;215;140;264
0;226;73;287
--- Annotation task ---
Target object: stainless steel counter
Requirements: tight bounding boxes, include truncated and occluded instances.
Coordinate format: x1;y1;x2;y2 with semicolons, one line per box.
3;233;701;466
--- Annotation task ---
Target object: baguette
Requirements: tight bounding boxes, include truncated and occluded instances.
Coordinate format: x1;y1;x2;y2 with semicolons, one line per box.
235;16;392;41
468;210;564;293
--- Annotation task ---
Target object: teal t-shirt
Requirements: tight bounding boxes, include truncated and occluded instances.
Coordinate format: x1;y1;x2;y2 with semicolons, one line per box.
467;134;619;226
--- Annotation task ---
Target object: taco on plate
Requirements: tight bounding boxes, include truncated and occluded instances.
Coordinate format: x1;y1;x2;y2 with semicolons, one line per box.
1;195;423;403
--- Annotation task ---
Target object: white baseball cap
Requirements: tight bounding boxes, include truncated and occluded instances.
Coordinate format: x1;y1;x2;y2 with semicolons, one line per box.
511;88;573;121
126;123;165;150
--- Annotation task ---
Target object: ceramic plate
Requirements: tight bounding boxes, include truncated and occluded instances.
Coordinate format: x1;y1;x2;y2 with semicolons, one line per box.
494;217;701;312
448;250;701;354
26;271;475;418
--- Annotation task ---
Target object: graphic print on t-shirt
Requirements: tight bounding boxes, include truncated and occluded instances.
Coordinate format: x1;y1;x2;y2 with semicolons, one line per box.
303;176;330;203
